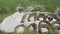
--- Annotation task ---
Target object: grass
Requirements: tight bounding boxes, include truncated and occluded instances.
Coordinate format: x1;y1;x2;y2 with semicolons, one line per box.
0;28;59;34
0;0;60;23
0;0;60;34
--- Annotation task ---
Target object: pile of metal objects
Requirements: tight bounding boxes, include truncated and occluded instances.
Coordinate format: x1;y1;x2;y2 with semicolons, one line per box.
0;5;60;34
